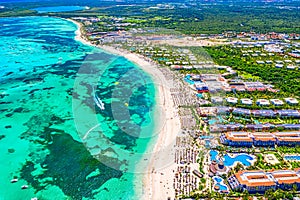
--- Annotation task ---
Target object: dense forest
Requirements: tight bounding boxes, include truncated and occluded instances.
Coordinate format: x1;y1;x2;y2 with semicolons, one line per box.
81;2;300;34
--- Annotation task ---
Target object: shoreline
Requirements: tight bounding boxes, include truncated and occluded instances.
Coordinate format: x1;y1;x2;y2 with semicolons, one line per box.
69;18;181;200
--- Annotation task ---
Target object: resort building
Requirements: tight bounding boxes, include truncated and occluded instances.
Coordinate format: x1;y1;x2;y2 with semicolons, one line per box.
275;64;284;68
244;82;270;92
171;65;183;70
280;124;300;130
226;97;238;104
210;123;243;133
256;61;265;64
287;65;297;70
256;99;270;106
245;123;274;131
229;169;300;193
284;98;299;105
197;107;217;117
240;98;253;105
211;123;300;133
252;132;276;147
252;109;276;118
220;132;253;147
277;110;300;118
270;99;284;106
201;106;300;118
274;132;300;146
194;82;209;93
221;131;300;147
216;106;232;115
191;75;201;81
266;60;273;64
232;108;251;116
211;97;223;104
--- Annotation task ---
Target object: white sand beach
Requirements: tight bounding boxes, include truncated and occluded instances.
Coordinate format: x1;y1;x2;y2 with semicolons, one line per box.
71;19;181;200
99;46;181;200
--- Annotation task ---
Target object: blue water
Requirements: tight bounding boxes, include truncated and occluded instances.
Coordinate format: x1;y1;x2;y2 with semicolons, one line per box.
213;176;229;192
33;6;87;13
210;150;254;166
284;155;300;161
196;93;203;98
214;176;222;182
217;116;225;123
0;16;157;200
200;136;214;139
210;150;218;161
205;140;211;148
209;119;217;125
184;75;195;85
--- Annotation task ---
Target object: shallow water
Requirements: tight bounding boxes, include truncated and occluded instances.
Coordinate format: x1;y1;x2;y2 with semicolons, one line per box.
0;16;156;200
33;6;87;13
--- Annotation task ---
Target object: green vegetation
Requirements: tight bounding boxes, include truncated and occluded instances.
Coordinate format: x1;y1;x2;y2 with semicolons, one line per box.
92;2;300;34
264;188;294;200
247;153;288;170
205;46;300;97
0;9;37;17
278;146;300;154
4;1;299;34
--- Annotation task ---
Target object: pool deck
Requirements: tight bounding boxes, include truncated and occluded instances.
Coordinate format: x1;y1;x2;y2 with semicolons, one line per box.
264;153;280;165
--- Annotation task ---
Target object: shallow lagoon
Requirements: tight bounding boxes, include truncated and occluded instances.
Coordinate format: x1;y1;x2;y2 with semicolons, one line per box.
0;16;156;199
33;6;87;13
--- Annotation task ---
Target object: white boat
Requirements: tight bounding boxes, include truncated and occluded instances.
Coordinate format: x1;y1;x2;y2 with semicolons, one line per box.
21;185;28;189
10;178;18;183
31;198;38;200
94;95;105;110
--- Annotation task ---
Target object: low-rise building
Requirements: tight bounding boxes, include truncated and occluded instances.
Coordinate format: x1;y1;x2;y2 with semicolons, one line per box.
256;99;270;106
287;65;297;70
211;97;223;104
270;99;284;106
221;131;300;147
226;97;238;104
240;98;253;105
232;108;251;116
284;98;299;105
275;64;284;68
194;82;209;93
266;60;273;64
229;169;300;193
277;110;300;118
256;61;265;64
220;132;253;147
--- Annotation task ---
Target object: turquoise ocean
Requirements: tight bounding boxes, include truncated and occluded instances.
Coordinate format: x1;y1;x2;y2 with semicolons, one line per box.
0;16;157;200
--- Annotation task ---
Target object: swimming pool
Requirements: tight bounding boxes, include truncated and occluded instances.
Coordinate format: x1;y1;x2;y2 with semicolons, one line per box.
210;150;254;166
33;6;87;13
213;176;229;192
209;119;217;125
210;150;218;161
200;136;214;139
284;155;300;161
184;75;195;85
196;93;203;98
223;154;254;166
